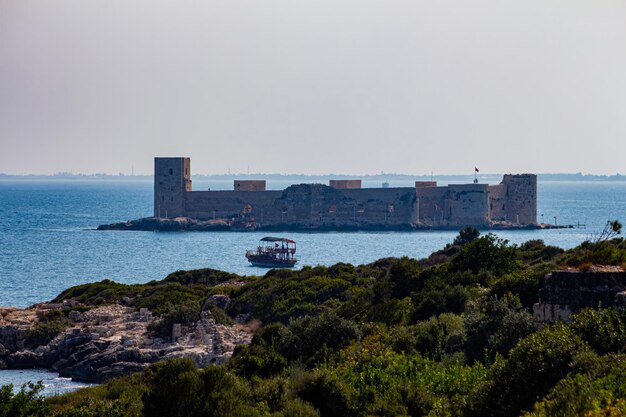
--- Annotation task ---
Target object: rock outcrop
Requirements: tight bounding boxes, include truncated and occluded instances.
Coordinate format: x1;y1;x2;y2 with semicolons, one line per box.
97;217;230;231
0;303;253;383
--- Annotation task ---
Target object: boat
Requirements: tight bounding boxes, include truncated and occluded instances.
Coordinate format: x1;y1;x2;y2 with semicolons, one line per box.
246;237;298;268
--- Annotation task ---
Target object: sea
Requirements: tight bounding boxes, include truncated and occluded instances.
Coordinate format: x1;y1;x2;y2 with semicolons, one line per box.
0;178;625;394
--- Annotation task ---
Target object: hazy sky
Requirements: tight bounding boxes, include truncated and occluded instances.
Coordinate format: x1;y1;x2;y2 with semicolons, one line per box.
1;0;625;175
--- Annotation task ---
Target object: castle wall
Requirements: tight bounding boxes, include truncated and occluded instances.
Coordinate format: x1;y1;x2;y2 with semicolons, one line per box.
502;174;537;225
234;180;266;191
185;190;282;220
415;186;447;225
416;184;490;227
415;181;437;188
329;180;362;189
488;184;507;221
445;184;490;227
337;187;416;226
152;157;537;229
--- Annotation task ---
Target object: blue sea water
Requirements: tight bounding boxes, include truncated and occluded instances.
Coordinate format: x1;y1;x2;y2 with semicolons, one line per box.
0;368;95;396
0;179;625;391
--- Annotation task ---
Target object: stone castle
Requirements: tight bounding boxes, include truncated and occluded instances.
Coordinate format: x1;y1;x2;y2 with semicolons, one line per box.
154;157;537;230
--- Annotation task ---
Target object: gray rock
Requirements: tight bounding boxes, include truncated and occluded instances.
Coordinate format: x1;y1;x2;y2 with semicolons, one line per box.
204;294;231;310
68;311;83;322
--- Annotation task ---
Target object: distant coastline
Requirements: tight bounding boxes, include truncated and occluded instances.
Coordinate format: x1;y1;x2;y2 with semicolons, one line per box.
2;172;626;182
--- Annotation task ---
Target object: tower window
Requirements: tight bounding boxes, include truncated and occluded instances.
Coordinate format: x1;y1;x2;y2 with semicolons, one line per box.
169;168;173;175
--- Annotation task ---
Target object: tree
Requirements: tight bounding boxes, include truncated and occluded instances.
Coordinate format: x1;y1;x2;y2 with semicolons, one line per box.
451;234;518;276
453;227;480;246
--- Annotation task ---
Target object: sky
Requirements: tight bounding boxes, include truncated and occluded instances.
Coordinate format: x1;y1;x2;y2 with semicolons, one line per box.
1;0;625;176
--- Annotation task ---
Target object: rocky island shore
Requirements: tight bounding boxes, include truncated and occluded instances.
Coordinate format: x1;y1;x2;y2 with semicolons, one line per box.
0;269;254;383
97;216;566;232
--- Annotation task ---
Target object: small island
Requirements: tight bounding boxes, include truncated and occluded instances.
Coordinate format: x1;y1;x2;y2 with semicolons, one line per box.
98;157;548;232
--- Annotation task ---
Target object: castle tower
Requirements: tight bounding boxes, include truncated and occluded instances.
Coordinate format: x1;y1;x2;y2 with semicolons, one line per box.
154;157;191;218
502;174;537;225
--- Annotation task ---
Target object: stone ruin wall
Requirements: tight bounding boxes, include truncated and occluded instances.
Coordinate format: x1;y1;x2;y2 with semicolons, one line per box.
533;270;626;324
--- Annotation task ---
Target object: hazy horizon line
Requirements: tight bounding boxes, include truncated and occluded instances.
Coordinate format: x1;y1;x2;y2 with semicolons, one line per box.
2;172;626;179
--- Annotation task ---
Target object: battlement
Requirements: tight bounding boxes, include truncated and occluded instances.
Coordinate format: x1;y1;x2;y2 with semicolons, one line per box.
329;179;362;189
234;180;266;191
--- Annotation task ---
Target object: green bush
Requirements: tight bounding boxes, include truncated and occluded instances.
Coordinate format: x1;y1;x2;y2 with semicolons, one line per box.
410;313;466;360
0;382;48;417
570;308;626;355
452;227;480;246
489;268;546;308
142;358;204;417
471;324;588;417
230;345;288;378
525;358;626;417
464;293;535;363
294;370;358;417
411;279;469;321
147;302;201;340
273;398;320;417
25;312;72;348
451;234;519;275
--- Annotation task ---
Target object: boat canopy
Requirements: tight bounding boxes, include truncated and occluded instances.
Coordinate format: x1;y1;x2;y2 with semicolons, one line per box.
260;236;296;244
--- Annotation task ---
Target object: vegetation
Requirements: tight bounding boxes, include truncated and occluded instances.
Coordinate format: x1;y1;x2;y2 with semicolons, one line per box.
25;310;73;348
6;227;626;416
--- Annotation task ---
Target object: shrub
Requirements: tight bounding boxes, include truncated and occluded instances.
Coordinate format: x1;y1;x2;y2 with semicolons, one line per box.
25;311;72;348
287;312;362;366
142;358;204;417
570;308;626;355
410;313;466;360
229;345;288;378
0;382;48;417
273;398;320;417
451;234;519;275
294;370;358;417
464;293;535;363
411;280;469;321
489;268;546;308
388;257;422;298
525;358;626;417
470;324;588;417
452;227;480;246
147;302;201;340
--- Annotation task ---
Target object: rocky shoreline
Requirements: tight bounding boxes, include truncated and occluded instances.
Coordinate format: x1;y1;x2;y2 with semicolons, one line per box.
0;299;253;383
97;216;567;232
